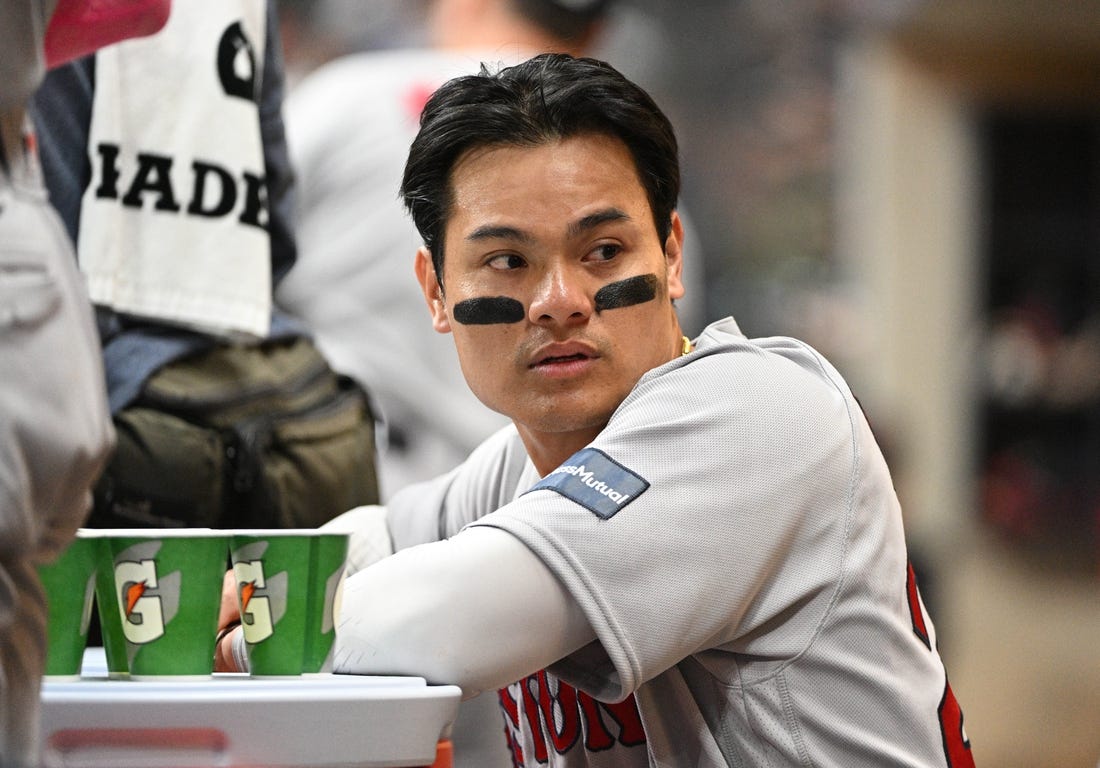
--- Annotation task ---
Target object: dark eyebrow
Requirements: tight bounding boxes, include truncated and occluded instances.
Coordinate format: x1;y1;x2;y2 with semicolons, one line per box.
466;224;534;244
466;208;631;244
568;208;630;238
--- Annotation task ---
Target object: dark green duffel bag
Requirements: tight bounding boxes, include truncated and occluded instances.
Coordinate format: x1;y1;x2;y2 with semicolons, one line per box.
91;336;379;530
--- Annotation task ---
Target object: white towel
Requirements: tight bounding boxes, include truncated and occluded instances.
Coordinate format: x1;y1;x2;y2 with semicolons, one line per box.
77;0;272;339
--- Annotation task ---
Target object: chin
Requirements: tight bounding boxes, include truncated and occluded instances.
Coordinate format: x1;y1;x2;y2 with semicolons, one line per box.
528;405;615;436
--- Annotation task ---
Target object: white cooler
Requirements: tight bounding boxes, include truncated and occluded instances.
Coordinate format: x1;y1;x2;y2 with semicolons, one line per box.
39;649;462;768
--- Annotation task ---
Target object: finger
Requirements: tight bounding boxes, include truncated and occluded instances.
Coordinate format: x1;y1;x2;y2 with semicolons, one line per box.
218;569;240;628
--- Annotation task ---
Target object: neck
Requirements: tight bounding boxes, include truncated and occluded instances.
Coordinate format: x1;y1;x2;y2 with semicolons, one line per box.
517;423;605;478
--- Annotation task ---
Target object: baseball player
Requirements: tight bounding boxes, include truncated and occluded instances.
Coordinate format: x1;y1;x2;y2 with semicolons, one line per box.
223;52;975;766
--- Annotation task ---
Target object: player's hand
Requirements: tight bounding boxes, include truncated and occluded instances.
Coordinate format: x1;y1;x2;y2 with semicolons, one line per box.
217;568;240;628
214;624;245;672
214;569;245;673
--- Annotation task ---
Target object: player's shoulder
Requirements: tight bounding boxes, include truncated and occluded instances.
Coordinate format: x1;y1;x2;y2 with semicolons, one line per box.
450;424;529;493
605;319;860;470
694;317;843;378
431;423;534;533
641;317;854;412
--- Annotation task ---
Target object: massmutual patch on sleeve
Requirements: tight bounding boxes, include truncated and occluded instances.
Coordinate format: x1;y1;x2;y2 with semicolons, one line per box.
525;447;649;519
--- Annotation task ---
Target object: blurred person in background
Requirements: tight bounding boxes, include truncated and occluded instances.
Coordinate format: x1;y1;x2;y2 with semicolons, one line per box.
276;0;428;87
0;0;166;762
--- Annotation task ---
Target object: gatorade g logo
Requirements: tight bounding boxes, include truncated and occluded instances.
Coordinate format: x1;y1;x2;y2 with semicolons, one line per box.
232;542;289;644
113;541;182;644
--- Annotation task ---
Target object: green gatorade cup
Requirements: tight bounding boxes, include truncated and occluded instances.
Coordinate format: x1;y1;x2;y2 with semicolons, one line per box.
100;528;228;679
37;535;98;679
229;530;315;676
302;532;349;674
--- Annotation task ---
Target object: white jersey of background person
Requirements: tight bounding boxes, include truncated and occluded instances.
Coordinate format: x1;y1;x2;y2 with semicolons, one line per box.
341;316;971;767
276;46;708;500
277;49;511;500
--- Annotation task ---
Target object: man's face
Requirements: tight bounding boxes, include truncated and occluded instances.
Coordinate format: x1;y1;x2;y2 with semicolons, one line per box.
415;132;685;458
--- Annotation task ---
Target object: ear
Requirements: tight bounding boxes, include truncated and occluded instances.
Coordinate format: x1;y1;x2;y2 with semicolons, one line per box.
415;246;453;333
664;211;686;301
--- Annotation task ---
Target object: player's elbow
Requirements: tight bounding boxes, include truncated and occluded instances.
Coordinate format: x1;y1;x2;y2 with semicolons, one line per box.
333;596;464;685
330;542;492;693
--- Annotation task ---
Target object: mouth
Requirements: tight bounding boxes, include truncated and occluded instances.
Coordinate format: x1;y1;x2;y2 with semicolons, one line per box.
529;342;599;373
534;352;590;367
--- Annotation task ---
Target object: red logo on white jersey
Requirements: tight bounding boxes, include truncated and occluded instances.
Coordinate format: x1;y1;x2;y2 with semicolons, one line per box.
499;671;646;765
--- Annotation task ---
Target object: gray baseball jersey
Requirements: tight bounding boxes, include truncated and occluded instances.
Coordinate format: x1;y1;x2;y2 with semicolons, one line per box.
386;316;973;768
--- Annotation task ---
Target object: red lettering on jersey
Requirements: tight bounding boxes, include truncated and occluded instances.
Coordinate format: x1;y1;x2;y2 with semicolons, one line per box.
499;672;647;764
939;679;975;768
499;686;529;767
535;670;582;752
520;675;550;762
503;725;525;768
906;561;975;767
500;684;520;726
906;560;931;649
577;690;646;751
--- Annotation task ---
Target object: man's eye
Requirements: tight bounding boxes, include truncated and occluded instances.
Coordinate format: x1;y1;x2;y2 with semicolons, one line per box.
487;253;526;270
586;243;622;262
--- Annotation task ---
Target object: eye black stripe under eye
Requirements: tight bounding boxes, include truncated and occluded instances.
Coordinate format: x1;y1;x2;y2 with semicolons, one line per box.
452;296;526;325
594;274;658;312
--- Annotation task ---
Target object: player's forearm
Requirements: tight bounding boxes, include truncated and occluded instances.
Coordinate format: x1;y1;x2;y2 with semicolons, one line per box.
332;526;594;697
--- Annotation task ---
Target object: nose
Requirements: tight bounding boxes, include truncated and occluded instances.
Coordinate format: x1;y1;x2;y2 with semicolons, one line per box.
528;263;592;326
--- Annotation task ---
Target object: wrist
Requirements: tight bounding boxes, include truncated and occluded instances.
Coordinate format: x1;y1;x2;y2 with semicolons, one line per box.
214;621;248;673
214;620;241;648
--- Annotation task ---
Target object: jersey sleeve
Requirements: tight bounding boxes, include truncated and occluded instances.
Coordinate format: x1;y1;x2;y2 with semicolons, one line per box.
386;423;531;549
468;338;863;701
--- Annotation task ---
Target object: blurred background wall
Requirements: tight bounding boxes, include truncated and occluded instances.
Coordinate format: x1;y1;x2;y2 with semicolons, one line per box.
830;5;1100;767
277;2;1100;765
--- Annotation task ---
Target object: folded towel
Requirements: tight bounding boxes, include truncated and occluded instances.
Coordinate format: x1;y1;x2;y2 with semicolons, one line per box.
77;0;272;339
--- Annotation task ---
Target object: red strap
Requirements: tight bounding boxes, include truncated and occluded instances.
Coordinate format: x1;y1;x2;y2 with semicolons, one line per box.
44;0;172;69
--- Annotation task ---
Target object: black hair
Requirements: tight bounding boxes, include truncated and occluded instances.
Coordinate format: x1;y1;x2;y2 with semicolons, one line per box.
400;52;681;282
